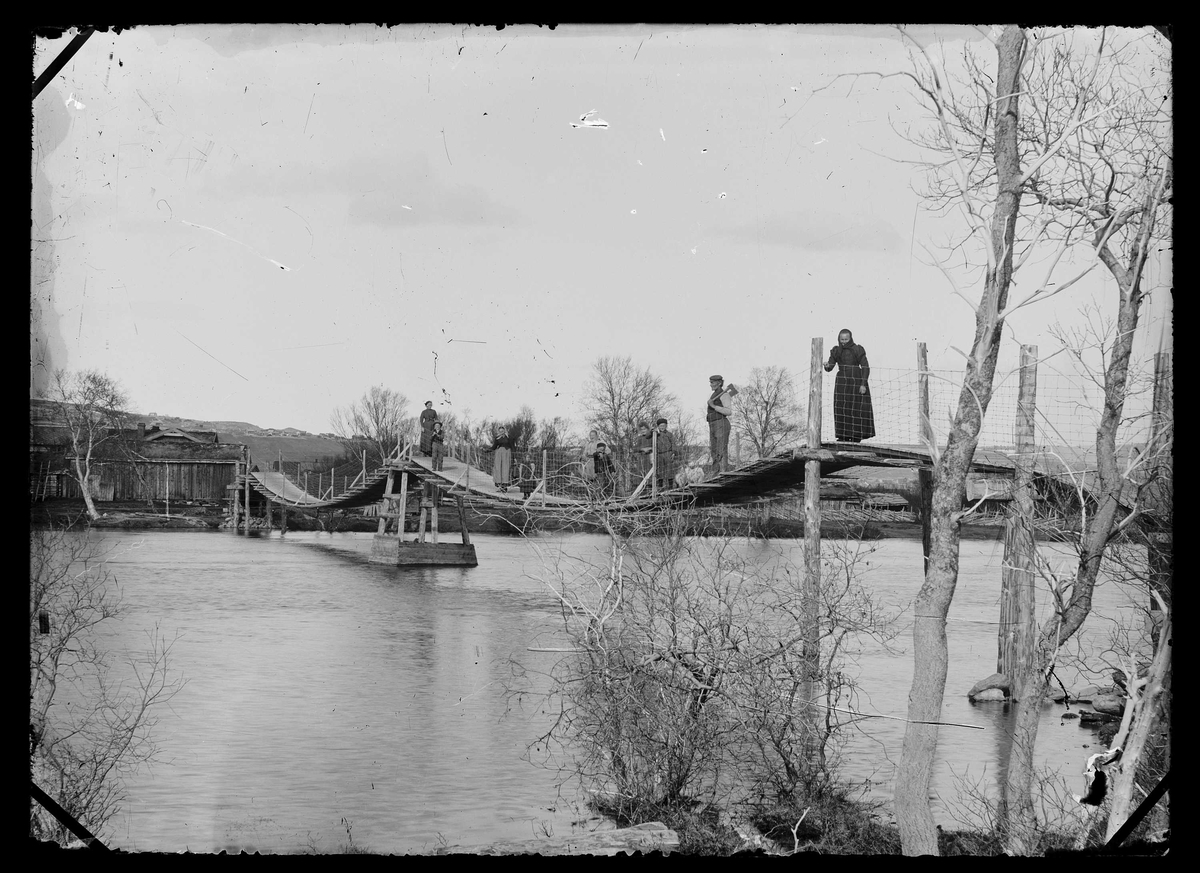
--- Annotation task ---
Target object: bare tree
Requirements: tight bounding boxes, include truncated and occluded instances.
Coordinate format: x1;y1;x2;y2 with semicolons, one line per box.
732;366;804;460
866;27;1030;855
580;356;678;451
874;26;1171;854
537;415;576;450
520;505;898;850
30;524;184;845
46;370;130;521
502;405;539;453
896;27;1172;852
330;385;411;464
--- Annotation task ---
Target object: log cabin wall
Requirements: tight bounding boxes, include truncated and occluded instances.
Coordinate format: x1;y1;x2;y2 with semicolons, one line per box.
59;459;239;502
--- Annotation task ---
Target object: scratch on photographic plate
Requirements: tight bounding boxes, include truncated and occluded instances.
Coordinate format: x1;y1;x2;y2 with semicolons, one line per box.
182;220;292;271
283;206;313;253
176;330;249;380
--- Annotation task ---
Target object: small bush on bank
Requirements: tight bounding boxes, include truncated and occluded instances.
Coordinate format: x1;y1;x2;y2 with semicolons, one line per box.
752;787;902;855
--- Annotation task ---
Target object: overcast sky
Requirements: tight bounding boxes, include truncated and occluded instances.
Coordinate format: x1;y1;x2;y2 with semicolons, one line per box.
31;24;1171;435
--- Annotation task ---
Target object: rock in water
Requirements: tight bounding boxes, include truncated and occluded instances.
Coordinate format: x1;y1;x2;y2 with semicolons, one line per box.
1091;692;1126;716
967;673;1010;701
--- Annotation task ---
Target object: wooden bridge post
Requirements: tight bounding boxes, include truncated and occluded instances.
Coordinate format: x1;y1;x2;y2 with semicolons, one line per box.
998;344;1038;698
396;470;409;538
917;343;934;566
244;449;251;532
377;469;395;536
233;460;243;533
415;480;428;543
457;495;471;546
801;336;824;769
430;484;440;544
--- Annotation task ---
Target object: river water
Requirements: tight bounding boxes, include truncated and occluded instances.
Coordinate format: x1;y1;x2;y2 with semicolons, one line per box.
76;529;1142;853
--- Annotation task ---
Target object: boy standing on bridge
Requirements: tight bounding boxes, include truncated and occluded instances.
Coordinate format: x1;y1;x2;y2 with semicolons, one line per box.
430;422;446;471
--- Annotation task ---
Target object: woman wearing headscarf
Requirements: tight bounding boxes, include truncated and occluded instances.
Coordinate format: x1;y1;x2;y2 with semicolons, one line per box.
823;329;876;442
491;426;514;492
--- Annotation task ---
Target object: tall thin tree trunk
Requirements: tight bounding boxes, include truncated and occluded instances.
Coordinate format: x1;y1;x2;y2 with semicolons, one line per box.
895;25;1025;856
1105;614;1171;841
1001;160;1169;856
74;454;100;520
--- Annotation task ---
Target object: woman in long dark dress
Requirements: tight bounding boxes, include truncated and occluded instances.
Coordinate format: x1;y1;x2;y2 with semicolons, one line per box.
419;401;438;455
491;426;514;492
823;328;876;442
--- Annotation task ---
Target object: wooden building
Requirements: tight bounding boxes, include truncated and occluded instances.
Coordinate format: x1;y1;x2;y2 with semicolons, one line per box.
30;414;246;504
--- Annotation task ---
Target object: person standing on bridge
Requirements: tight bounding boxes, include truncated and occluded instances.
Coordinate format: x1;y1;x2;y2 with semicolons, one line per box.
824;328;876;442
635;422;655;481
592;441;616;500
419;401;439;456
430;421;446;472
582;429;606;484
706;375;735;477
491;426;514;492
654;418;676;491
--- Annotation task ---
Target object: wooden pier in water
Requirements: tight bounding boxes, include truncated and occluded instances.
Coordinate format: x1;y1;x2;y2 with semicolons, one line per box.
368;468;477;567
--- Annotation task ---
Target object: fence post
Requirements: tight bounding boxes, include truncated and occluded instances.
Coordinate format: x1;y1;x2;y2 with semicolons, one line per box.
542;449;548;507
651;430;658;499
244;448;251;531
917;342;934;567
998;344;1038;698
801;336;824;770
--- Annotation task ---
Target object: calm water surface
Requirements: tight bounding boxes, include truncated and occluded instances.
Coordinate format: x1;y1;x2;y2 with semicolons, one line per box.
87;529;1140;853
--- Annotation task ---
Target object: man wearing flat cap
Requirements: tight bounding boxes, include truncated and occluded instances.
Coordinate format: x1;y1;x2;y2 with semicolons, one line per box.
706;375;733;476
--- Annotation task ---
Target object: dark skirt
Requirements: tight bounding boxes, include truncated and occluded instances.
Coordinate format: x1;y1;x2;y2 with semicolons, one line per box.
833;365;875;442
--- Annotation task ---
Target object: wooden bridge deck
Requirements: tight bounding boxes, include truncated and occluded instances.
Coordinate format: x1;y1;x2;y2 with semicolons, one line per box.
240;441;1031;513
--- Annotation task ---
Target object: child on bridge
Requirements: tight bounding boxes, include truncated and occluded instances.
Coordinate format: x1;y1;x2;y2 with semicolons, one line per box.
431;422;445;472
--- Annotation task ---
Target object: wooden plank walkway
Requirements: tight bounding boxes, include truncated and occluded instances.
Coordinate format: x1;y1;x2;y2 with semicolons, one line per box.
248;471;326;505
240;441;1049;515
403;454;580;506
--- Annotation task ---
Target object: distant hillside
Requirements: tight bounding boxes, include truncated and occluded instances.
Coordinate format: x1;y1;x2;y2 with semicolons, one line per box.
30;398;340;441
130;412;338;439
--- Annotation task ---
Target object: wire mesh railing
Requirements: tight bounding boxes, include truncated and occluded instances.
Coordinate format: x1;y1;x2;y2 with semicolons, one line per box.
461;444;707;500
254;456;377;502
794;363;1156;451
248;350;1165;508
